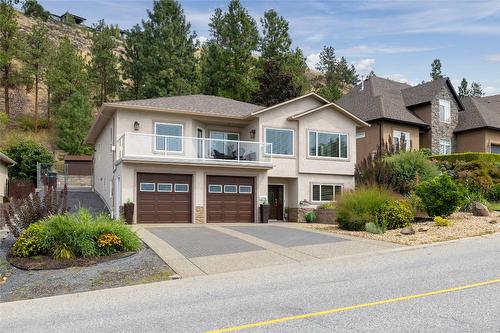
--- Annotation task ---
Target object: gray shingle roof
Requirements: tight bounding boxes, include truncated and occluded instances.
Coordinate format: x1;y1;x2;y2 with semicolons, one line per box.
107;95;264;118
455;95;500;132
402;78;464;110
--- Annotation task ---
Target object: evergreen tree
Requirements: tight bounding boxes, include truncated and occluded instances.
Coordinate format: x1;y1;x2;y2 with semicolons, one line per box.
120;25;146;100
21;20;52;131
336;56;359;85
458;78;468;97
22;0;50;21
200;0;259;101
0;1;22;118
315;46;342;101
469;82;484;97
55;92;93;155
368;70;376;77
259;9;291;60
251;60;300;106
89;19;120;106
430;59;443;80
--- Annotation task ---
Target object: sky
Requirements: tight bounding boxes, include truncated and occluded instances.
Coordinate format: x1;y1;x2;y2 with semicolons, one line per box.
34;0;500;95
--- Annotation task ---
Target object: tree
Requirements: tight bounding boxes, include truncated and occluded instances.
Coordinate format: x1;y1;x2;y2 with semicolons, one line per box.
2;139;53;181
120;25;146;100
469;81;484;97
200;0;259;101
259;9;291;60
336;56;359;85
89;19;120;106
22;0;50;21
21;20;52;131
368;70;376;77
430;59;443;80
458;77;468;97
251;60;300;106
458;77;484;97
0;1;22;118
55;92;93;155
315;46;344;101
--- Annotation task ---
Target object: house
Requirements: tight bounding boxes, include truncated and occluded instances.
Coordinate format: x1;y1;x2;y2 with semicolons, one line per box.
0;152;15;202
64;155;93;176
85;93;369;223
50;12;87;25
336;76;466;161
455;95;500;153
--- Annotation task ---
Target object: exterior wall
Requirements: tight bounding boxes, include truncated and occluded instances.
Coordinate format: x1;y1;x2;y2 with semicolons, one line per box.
355;121;382;162
0;162;8;201
381;121;420;151
486;129;500;152
93;116;115;211
412;104;432;149
429;86;460;154
456;128;500;153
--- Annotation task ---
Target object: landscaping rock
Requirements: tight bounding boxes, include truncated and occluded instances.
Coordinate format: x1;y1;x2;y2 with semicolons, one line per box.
418;226;430;232
400;227;415;235
471;202;490;217
489;219;498;224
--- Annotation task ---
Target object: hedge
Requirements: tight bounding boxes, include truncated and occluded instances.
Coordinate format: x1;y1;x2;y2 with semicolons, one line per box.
430;152;500;164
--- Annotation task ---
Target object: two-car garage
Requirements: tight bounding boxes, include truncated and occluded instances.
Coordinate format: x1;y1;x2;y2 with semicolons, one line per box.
136;173;255;224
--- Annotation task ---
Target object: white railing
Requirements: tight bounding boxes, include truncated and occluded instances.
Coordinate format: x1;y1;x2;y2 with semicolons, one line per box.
117;132;272;165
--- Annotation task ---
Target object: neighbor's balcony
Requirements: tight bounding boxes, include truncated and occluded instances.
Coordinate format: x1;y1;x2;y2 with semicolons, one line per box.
116;132;273;168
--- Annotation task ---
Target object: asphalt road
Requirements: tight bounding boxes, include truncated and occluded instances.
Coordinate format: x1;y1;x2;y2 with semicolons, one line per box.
1;234;500;333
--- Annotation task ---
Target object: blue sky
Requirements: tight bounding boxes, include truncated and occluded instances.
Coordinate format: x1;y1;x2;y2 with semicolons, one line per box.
35;0;500;95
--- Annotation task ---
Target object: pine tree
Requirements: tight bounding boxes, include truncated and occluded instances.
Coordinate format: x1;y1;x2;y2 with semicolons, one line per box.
21;19;52;131
315;46;342;101
120;25;146;100
368;70;376;77
469;82;484;97
458;78;468;97
259;9;291;60
0;1;22;118
200;0;259;102
430;59;443;80
89;19;120;106
251;60;300;106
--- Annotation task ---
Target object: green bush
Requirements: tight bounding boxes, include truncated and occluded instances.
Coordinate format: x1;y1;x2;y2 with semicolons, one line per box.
16;115;49;131
336;187;393;231
12;223;44;257
379;200;414;230
486;184;500;202
3;139;53;180
304;211;316;223
385;150;439;194
0;112;8;131
365;222;385;234
405;191;425;215
430;152;500;164
451;160;499;196
415;175;466;217
434;216;452;227
460;190;489;212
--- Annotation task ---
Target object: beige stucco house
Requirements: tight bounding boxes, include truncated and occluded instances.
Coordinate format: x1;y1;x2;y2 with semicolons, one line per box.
0;152;15;202
85;93;368;223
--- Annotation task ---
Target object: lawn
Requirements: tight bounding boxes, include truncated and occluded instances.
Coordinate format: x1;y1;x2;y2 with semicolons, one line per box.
489;202;500;211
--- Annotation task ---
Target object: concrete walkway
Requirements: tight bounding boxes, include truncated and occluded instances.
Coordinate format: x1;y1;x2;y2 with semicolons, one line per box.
136;223;400;277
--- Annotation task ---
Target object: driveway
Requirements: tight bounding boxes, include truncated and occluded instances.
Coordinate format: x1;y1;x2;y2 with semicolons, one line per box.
135;223;399;277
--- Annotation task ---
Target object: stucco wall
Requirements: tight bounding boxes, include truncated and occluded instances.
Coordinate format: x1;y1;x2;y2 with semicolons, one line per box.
486;129;500;152
381;121;420;151
456;128;500;153
412;104;432;149
93;116;115;211
355;121;382;162
0;162;8;201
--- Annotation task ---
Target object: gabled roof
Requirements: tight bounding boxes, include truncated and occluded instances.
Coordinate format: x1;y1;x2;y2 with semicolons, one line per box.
402;78;464;110
251;92;330;116
455;95;500;132
0;152;15;166
288;103;370;127
64;155;93;161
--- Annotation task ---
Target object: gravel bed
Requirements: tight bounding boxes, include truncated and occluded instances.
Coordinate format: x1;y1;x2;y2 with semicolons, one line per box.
313;211;500;246
0;235;174;303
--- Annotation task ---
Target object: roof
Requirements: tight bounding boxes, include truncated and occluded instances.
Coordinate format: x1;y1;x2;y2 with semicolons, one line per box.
251;92;330;116
288;103;370;127
64;155;93;161
402;78;464;110
455;95;500;132
0;152;15;166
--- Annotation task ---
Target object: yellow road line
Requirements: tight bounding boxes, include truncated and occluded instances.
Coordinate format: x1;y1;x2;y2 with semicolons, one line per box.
206;278;500;333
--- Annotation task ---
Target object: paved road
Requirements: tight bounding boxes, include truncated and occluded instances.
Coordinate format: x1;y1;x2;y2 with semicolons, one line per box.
1;234;500;333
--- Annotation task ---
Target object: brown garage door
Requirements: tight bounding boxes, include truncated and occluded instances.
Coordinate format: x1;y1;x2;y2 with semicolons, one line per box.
137;173;192;223
207;176;254;223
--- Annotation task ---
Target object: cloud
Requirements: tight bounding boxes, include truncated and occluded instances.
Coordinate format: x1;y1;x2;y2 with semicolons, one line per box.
194;36;207;46
306;53;321;69
483;86;500;95
354;58;375;75
385;74;413;85
338;44;439;57
485;53;500;63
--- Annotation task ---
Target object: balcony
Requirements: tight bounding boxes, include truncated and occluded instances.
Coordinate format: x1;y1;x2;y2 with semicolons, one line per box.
116;132;273;168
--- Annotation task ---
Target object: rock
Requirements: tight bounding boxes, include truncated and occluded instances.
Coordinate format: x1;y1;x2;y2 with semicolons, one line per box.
401;227;415;235
471;202;490;216
489;219;498;224
418;226;430;232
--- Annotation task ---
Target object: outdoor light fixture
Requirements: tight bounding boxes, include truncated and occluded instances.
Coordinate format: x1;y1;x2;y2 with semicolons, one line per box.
249;129;256;139
134;121;140;131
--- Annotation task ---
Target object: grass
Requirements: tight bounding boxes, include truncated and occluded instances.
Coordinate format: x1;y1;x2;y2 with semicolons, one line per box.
489;202;500;211
138;271;172;284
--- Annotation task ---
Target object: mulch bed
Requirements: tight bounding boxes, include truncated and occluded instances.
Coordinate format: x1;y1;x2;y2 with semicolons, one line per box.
7;251;135;270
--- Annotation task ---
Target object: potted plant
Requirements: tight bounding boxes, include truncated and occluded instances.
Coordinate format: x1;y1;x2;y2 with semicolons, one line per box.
260;199;269;223
123;198;134;224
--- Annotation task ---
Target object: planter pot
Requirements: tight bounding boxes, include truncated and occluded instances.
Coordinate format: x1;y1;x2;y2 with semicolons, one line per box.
260;204;270;223
316;209;337;224
123;203;134;224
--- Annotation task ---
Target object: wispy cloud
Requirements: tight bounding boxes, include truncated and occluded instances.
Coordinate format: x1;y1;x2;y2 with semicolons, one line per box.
485;53;500;63
306;53;320;69
354;58;375;75
338;44;440;57
483;85;500;95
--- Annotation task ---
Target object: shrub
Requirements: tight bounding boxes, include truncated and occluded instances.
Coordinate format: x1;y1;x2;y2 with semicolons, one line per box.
415;175;466;217
430;152;500;164
0;112;8;133
460;190;489;212
355;146;394;189
16;115;49;131
12;223;44;257
405;191;425;215
3;139;53;181
487;184;500;202
379;200;414;230
365;222;385;234
320;202;335;209
304;211;316;223
385;150;439;194
53;243;75;260
434;216;452;227
451;160;499;196
97;233;123;256
336;187;393;231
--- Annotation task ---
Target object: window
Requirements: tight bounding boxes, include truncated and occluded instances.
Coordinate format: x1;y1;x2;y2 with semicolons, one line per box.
239;185;252;194
393;130;411;151
265;128;294;156
155;123;183;152
311;184;343;202
439;139;451;155
491;144;500;154
309;131;348;158
174;184;189;192
157;183;172;192
224;185;238;193
356;132;366;139
208;184;222;193
439;99;451;123
210;131;239;157
140;183;155;192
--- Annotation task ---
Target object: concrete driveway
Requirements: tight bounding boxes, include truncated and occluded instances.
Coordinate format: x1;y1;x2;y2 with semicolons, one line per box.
135;223;399;277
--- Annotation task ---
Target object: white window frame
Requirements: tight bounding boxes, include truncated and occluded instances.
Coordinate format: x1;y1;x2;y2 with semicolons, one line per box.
139;182;156;192
154;122;184;153
264;127;295;157
157;183;173;192
174;183;189;193
356;132;366;139
393;130;411;151
439;139;451;155
308;130;349;159
239;185;252;194
224;185;238;193
208;184;222;193
439;99;451;123
311;184;343;203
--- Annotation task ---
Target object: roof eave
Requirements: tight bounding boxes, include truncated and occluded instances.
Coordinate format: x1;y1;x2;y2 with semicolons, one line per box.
0;152;16;166
251;93;330;116
454;125;500;134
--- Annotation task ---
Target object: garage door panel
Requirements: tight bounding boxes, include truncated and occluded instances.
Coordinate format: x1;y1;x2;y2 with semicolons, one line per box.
207;176;254;223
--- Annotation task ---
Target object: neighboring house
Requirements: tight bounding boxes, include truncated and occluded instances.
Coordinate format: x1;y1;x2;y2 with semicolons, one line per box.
85;93;368;223
337;76;465;161
64;155;93;176
455;95;500;153
0;152;15;202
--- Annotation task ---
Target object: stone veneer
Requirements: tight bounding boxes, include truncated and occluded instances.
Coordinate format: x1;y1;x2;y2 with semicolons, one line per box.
194;206;204;224
430;86;459;154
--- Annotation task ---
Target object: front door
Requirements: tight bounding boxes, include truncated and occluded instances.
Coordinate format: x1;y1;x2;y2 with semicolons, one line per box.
268;185;284;220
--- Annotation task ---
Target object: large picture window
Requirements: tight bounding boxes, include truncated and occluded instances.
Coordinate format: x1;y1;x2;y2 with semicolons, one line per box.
265;128;294;156
155;123;183;152
309;131;348;158
393;130;411;151
311;184;343;202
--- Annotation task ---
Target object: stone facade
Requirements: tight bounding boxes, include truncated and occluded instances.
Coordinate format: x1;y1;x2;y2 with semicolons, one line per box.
429;86;460;154
194;206;204;224
288;208;298;222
